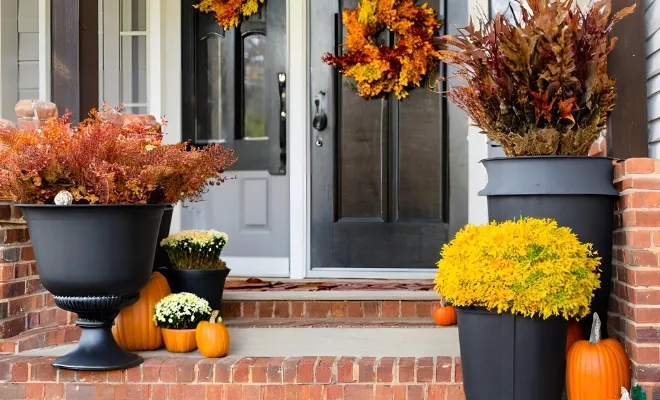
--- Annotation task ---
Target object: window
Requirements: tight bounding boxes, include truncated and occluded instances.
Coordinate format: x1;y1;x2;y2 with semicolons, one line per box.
99;0;148;114
182;3;287;174
242;33;267;140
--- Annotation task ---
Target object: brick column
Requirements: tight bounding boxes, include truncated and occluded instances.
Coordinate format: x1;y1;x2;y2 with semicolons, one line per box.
610;158;660;397
0;101;77;353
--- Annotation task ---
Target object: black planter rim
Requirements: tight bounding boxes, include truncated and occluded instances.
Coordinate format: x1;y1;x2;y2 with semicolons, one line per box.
479;155;619;163
17;203;170;208
159;267;231;276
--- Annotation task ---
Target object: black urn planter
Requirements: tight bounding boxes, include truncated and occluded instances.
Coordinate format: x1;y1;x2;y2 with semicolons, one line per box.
479;156;618;337
159;268;231;312
153;206;174;271
457;307;568;400
19;204;166;371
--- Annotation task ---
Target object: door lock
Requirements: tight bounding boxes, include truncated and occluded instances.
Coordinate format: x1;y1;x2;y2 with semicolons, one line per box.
315;138;323;147
313;93;328;131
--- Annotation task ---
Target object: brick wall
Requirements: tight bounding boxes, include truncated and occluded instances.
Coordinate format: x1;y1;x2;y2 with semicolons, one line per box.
0;202;75;352
610;158;660;397
0;101;78;353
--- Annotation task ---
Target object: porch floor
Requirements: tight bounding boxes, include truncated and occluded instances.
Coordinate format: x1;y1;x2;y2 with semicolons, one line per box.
19;326;459;358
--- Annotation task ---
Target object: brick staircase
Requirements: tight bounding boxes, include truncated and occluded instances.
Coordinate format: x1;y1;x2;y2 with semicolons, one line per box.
0;282;465;399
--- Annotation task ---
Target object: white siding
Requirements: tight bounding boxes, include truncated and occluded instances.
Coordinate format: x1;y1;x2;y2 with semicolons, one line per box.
647;0;660;156
0;0;39;121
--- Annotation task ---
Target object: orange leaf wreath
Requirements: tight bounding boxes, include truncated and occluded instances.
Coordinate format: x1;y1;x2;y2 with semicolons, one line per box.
323;0;443;99
195;0;265;30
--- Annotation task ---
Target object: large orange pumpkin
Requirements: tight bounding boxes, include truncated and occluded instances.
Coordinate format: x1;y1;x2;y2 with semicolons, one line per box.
566;320;584;357
432;299;457;326
112;271;171;351
566;313;630;400
196;310;231;358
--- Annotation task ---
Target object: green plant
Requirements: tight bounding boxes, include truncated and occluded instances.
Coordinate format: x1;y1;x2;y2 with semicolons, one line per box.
161;230;228;270
0;110;237;204
438;0;636;156
434;218;601;319
153;292;212;330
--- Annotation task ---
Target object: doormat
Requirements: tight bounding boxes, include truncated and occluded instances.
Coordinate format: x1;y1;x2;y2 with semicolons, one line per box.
224;277;435;292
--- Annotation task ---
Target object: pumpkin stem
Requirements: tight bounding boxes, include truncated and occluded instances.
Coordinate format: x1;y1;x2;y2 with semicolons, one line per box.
209;310;220;324
441;296;445;308
589;312;601;344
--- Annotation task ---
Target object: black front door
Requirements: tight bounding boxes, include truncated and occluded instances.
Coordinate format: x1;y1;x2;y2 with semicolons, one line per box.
309;0;469;270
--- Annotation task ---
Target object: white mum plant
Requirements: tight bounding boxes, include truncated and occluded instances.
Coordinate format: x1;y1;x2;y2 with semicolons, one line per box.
153;292;212;329
160;230;228;270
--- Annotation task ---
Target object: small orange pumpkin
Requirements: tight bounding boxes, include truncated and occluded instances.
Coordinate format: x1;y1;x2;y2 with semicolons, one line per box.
566;313;631;400
112;271;171;351
432;299;457;326
196;310;231;358
566;320;584;357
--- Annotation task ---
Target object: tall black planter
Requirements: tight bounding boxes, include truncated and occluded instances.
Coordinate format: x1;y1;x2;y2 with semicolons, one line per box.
153;206;173;271
479;156;618;337
457;307;568;400
159;268;231;312
18;204;166;370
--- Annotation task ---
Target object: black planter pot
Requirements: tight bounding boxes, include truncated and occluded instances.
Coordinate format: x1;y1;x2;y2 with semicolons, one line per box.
159;268;231;312
479;156;618;337
153;206;173;271
457;307;568;400
18;204;166;371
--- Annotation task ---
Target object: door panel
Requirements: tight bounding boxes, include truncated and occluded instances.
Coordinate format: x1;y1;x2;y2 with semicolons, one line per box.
181;1;289;277
310;0;467;270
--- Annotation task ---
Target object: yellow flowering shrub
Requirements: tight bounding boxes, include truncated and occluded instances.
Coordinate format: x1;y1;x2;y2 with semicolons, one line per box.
434;218;601;320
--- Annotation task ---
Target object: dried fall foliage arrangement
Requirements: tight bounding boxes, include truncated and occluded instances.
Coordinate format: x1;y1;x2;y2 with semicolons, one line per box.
439;0;636;156
194;0;264;30
323;0;443;99
0;110;237;204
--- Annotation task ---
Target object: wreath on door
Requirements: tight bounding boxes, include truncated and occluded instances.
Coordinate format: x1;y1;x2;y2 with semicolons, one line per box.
322;0;443;100
195;0;265;30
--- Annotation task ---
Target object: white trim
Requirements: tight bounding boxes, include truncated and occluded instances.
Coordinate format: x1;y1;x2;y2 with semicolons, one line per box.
224;290;438;301
120;31;147;36
288;0;309;279
467;0;489;225
160;0;182;233
224;257;290;278
146;0;161;118
38;0;51;101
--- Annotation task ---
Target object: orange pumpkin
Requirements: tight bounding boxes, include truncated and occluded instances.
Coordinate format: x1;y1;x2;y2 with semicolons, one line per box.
112;271;171;351
566;320;584;357
196;310;231;358
432;300;457;326
566;313;631;400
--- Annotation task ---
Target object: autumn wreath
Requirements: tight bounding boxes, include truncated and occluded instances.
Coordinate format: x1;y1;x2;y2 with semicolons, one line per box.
194;0;265;30
323;0;442;100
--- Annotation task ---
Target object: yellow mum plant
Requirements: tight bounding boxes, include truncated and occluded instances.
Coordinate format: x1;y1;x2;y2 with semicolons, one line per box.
435;218;601;320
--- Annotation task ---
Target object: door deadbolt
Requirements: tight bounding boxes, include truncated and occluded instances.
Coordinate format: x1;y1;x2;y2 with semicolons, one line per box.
315;138;323;147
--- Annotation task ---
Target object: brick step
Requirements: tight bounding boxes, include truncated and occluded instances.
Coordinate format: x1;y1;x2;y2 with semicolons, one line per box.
222;298;442;320
225;317;439;328
0;324;79;353
0;355;465;400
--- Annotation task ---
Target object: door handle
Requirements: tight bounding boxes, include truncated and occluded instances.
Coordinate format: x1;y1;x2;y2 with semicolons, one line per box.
313;92;328;132
277;72;287;174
